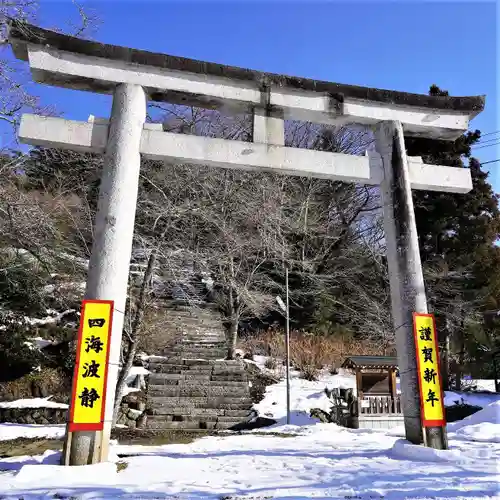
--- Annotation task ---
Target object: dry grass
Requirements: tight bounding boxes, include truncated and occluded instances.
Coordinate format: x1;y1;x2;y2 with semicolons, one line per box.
239;328;394;381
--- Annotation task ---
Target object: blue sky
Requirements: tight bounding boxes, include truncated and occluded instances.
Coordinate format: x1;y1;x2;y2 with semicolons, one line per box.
5;0;500;191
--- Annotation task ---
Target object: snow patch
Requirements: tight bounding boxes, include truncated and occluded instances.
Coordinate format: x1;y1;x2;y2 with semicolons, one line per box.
0;398;68;409
444;389;500;408
390;438;493;463
15;460;117;487
0;423;65;441
447;400;500;443
253;363;356;425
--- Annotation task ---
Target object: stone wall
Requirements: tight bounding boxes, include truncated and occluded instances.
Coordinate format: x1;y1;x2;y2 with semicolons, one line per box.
0;407;68;424
116;390;148;429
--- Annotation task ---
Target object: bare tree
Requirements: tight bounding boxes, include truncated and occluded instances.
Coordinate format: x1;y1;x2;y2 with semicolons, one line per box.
0;0;99;146
135;104;391;357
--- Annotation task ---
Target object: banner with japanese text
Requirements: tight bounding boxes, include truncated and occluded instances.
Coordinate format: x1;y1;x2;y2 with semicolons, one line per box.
413;313;446;427
69;300;114;432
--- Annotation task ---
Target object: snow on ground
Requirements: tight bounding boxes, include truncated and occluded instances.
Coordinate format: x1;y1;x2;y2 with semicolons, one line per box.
444;390;500;408
0;419;499;499
0;423;65;441
253;367;355;426
251;356;499;428
26;337;61;350
447;400;500;443
0;359;499;498
0;398;68;410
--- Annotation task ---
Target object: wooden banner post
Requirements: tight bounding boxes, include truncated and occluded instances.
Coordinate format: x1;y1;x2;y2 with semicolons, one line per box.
62;300;114;465
413;313;448;449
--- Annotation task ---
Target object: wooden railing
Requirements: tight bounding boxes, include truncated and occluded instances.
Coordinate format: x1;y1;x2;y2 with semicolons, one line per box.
356;396;402;415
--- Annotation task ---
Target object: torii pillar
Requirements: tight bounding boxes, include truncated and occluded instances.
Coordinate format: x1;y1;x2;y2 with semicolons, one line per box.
62;83;146;464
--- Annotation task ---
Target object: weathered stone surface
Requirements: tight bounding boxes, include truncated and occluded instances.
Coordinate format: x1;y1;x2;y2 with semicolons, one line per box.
149;386;249;398
0;406;68;424
144;304;252;431
127;408;143;420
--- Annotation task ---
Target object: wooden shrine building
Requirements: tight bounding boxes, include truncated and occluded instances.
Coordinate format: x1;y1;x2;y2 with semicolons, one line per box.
341;355;404;429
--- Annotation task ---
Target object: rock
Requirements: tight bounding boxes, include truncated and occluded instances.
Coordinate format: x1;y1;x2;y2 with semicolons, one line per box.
244;362;278;404
127;408;143;420
229;416;276;431
25;415;35;424
124;392;138;404
137;414;147;429
116;412;128;426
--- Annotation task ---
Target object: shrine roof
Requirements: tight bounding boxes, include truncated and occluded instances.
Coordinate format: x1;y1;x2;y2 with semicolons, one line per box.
342;356;399;370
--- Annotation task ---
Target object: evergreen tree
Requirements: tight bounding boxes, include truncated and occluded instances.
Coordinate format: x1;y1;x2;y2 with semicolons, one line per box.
406;85;500;389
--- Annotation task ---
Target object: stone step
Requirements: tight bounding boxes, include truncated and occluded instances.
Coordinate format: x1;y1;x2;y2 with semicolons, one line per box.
161;310;221;318
148;373;210;384
162;326;224;335
149;359;243;369
146;408;252;418
149;381;249;390
148;404;252;414
168;350;227;357
146;419;217;430
149;397;253;410
162;314;222;321
148;357;186;367
156;408;226;417
148;413;250;424
209;360;245;368
145;417;246;430
149;374;212;382
168;351;227;358
178;332;226;338
167;353;227;360
176;331;226;342
183;359;212;366
180;339;227;344
181;381;250;388
163;299;219;307
149;360;225;372
170;345;227;351
211;365;246;373
148;385;250;397
210;375;247;382
149;374;250;386
146;406;252;421
149;359;211;367
173;342;227;348
171;341;227;347
152;363;215;371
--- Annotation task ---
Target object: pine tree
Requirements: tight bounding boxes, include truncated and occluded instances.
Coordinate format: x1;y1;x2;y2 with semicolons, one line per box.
406;85;500;389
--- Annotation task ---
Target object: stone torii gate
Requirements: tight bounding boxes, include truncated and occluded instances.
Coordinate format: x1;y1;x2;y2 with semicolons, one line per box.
7;20;484;466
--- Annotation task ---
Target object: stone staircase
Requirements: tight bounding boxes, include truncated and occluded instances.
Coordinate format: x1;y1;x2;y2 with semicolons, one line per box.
144;301;253;431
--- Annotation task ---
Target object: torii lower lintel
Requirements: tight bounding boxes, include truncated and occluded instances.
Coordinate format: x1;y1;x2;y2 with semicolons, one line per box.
19;114;473;194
